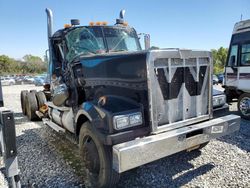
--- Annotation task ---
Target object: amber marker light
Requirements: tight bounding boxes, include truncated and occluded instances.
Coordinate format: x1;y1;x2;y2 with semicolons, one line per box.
64;24;71;28
96;21;101;26
102;21;108;26
123;22;128;26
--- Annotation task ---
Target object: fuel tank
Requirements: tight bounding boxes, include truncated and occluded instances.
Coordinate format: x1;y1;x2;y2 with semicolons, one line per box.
48;104;74;133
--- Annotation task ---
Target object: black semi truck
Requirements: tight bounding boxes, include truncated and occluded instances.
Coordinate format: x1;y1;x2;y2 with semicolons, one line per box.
20;9;240;187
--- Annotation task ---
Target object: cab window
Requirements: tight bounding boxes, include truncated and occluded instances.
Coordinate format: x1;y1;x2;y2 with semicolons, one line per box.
228;45;238;66
241;44;250;66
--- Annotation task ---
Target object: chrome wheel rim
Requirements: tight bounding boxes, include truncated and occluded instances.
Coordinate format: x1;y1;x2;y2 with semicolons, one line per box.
239;97;250;116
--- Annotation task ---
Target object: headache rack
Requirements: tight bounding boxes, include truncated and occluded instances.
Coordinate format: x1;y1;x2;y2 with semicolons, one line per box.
146;49;213;134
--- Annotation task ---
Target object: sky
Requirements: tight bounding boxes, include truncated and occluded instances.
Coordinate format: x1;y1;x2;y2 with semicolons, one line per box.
0;0;249;60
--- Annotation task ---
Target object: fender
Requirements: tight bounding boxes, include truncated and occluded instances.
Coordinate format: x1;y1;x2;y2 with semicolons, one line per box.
75;101;107;133
75;95;144;136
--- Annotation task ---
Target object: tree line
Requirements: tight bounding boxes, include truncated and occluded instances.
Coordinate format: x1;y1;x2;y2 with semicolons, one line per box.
0;54;47;75
211;47;228;74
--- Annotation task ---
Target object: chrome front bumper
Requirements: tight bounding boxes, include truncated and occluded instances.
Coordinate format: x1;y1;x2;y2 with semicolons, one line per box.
112;114;240;173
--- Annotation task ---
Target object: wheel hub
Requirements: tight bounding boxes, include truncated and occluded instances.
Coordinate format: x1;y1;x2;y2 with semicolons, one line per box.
83;136;100;174
239;97;250;115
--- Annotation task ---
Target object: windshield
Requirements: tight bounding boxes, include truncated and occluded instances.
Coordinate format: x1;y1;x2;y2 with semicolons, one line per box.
65;27;106;62
103;27;141;52
65;26;141;62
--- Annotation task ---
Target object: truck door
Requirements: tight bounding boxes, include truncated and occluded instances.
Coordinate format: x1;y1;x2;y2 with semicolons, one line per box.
225;44;239;88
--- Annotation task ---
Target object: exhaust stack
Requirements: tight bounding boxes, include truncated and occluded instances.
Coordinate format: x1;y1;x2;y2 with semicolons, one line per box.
45;8;53;39
116;9;126;25
45;8;53;78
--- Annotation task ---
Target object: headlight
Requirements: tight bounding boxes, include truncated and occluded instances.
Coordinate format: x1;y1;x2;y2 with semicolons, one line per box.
113;112;143;130
213;95;226;107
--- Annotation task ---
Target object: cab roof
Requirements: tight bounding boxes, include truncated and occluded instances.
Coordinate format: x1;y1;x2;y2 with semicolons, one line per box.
51;25;132;40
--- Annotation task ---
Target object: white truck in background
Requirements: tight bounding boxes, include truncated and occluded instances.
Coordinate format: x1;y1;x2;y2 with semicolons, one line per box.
224;19;250;119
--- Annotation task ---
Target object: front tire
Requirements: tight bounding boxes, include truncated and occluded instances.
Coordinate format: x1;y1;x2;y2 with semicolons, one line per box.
238;93;250;120
79;122;119;188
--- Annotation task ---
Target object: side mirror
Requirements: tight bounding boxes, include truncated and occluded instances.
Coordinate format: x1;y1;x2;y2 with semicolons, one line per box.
230;55;236;67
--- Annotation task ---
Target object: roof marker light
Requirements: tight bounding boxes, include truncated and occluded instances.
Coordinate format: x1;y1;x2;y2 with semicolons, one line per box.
102;21;108;26
64;24;71;28
96;22;101;26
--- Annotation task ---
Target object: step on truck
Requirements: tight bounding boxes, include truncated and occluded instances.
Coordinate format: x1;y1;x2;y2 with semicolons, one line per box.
21;9;241;187
224;19;250;119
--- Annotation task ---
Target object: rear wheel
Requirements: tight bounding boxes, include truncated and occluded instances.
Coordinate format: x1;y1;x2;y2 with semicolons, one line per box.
26;92;39;121
79;122;119;188
35;91;47;108
20;90;28;115
238;93;250;120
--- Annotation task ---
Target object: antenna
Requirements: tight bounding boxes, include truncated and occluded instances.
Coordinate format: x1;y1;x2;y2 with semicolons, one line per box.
240;14;243;21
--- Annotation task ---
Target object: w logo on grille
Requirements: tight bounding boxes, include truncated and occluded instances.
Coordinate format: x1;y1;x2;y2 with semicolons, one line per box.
156;66;207;100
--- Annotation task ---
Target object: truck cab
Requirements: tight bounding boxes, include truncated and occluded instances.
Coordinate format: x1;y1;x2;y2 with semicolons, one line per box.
224;19;250;119
21;9;241;187
50;24;142;75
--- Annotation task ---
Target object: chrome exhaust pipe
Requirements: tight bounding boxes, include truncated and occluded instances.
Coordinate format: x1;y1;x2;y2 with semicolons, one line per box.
45;8;53;38
45;8;53;80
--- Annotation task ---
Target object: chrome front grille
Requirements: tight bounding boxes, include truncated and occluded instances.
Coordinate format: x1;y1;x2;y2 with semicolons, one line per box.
146;49;212;133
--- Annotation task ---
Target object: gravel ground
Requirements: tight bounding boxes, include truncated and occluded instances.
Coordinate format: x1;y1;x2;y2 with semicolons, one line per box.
0;84;249;188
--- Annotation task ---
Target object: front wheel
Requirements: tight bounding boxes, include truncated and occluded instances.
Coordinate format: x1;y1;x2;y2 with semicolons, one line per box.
238;93;250;120
79;122;119;188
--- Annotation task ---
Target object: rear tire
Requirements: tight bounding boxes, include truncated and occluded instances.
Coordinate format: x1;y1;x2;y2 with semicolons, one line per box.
21;90;28;115
79;122;119;188
26;92;39;121
35;91;47;108
238;93;250;120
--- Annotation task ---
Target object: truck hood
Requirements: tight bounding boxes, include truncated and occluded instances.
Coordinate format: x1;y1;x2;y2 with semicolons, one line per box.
77;51;149;112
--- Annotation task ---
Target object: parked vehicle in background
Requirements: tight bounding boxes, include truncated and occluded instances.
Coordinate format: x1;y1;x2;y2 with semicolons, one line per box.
0;77;16;86
23;76;35;84
213;74;219;85
224;19;250;120
213;88;229;115
14;76;25;85
34;76;46;86
217;73;224;84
